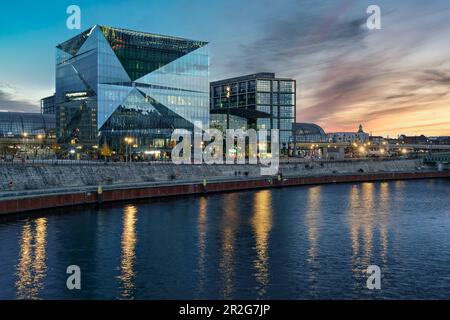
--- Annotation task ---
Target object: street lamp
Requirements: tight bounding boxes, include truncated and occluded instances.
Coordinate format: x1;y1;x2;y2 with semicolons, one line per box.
124;137;133;163
359;146;366;156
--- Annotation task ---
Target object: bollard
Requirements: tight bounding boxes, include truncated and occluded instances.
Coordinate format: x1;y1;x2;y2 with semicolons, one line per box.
97;182;103;204
202;179;207;194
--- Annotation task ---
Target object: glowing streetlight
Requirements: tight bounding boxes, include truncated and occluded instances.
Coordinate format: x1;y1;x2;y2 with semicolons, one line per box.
124;137;134;163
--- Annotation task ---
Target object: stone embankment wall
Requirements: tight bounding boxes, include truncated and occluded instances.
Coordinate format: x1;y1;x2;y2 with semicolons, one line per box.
0;159;424;192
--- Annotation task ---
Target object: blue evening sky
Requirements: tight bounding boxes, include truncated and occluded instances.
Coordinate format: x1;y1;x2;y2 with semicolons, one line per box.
1;0;450;136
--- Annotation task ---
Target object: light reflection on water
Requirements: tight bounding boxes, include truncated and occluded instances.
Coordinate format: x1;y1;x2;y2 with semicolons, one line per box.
196;197;208;296
1;179;450;299
219;193;239;299
251;190;273;297
15;218;47;300
305;186;321;293
117;205;138;299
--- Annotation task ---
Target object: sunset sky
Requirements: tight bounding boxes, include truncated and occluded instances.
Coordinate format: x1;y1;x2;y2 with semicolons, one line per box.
0;0;449;136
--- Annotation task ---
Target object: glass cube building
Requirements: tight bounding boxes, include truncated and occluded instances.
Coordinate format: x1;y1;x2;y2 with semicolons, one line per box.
210;73;296;148
55;25;209;152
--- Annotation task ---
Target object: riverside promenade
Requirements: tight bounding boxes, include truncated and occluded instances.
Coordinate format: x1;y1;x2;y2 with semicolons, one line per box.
1;158;449;215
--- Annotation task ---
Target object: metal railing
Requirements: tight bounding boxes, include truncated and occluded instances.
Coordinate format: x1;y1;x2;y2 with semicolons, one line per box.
0;155;424;166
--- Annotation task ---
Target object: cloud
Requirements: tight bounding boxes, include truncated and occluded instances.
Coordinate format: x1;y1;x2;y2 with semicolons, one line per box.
224;0;364;76
0;83;41;112
422;70;450;86
217;0;450;136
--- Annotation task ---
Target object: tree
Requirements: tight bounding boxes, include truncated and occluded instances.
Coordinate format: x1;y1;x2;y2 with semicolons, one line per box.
100;143;112;158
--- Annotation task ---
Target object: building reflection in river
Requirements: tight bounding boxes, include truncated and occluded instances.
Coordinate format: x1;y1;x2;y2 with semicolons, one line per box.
305;186;322;290
251;190;273;297
347;182;391;288
379;182;390;264
197;196;208;295
16;218;47;300
118;205;138;299
219;193;239;299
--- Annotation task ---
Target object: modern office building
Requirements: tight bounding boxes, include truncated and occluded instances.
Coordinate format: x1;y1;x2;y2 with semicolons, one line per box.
55;25;209;153
210;73;296;148
41;94;56;114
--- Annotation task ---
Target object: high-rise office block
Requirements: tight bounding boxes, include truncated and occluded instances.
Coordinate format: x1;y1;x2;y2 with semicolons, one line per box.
210;73;295;148
40;94;56;114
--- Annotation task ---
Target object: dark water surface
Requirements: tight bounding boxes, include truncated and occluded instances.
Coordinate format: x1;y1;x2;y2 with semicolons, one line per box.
1;179;450;299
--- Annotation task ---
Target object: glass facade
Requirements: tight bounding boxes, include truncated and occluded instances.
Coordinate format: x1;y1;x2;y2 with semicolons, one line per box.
0;112;55;138
41;95;56;114
210;73;295;146
55;25;209;150
292;123;327;142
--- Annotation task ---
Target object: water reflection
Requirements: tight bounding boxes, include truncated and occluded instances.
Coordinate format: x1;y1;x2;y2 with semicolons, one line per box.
118;205;138;299
347;184;375;271
251;190;273;297
379;183;390;263
220;193;239;299
347;182;393;288
362;183;375;260
305;187;321;289
197;197;208;296
16;218;47;300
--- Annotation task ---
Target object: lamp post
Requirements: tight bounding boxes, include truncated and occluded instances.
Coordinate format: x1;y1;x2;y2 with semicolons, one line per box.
124;137;129;163
124;137;133;163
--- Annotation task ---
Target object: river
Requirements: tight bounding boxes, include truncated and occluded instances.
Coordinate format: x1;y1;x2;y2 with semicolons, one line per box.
0;179;449;299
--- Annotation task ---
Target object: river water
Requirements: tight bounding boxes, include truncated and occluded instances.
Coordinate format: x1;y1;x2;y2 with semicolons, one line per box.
1;179;450;300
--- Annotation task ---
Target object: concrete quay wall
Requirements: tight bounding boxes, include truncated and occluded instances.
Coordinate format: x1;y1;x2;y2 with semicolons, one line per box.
0;159;424;192
1;170;449;215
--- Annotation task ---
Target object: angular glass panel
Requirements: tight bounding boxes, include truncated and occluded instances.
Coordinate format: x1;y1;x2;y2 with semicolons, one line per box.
97;27;131;84
97;84;134;129
100;26;207;81
56;27;93;56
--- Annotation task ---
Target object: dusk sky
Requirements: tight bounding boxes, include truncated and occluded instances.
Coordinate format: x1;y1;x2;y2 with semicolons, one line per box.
1;0;449;136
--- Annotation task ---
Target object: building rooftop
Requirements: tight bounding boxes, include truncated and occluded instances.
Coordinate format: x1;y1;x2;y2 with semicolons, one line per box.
211;73;293;86
293;123;326;136
57;25;208;52
0;112;55;137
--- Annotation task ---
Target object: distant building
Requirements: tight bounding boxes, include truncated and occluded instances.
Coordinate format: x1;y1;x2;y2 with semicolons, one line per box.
323;147;345;160
327;124;369;144
429;136;450;145
41;94;56;114
0;112;55;138
292;123;327;142
369;135;385;145
210;73;296;147
386;138;399;145
398;134;428;144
